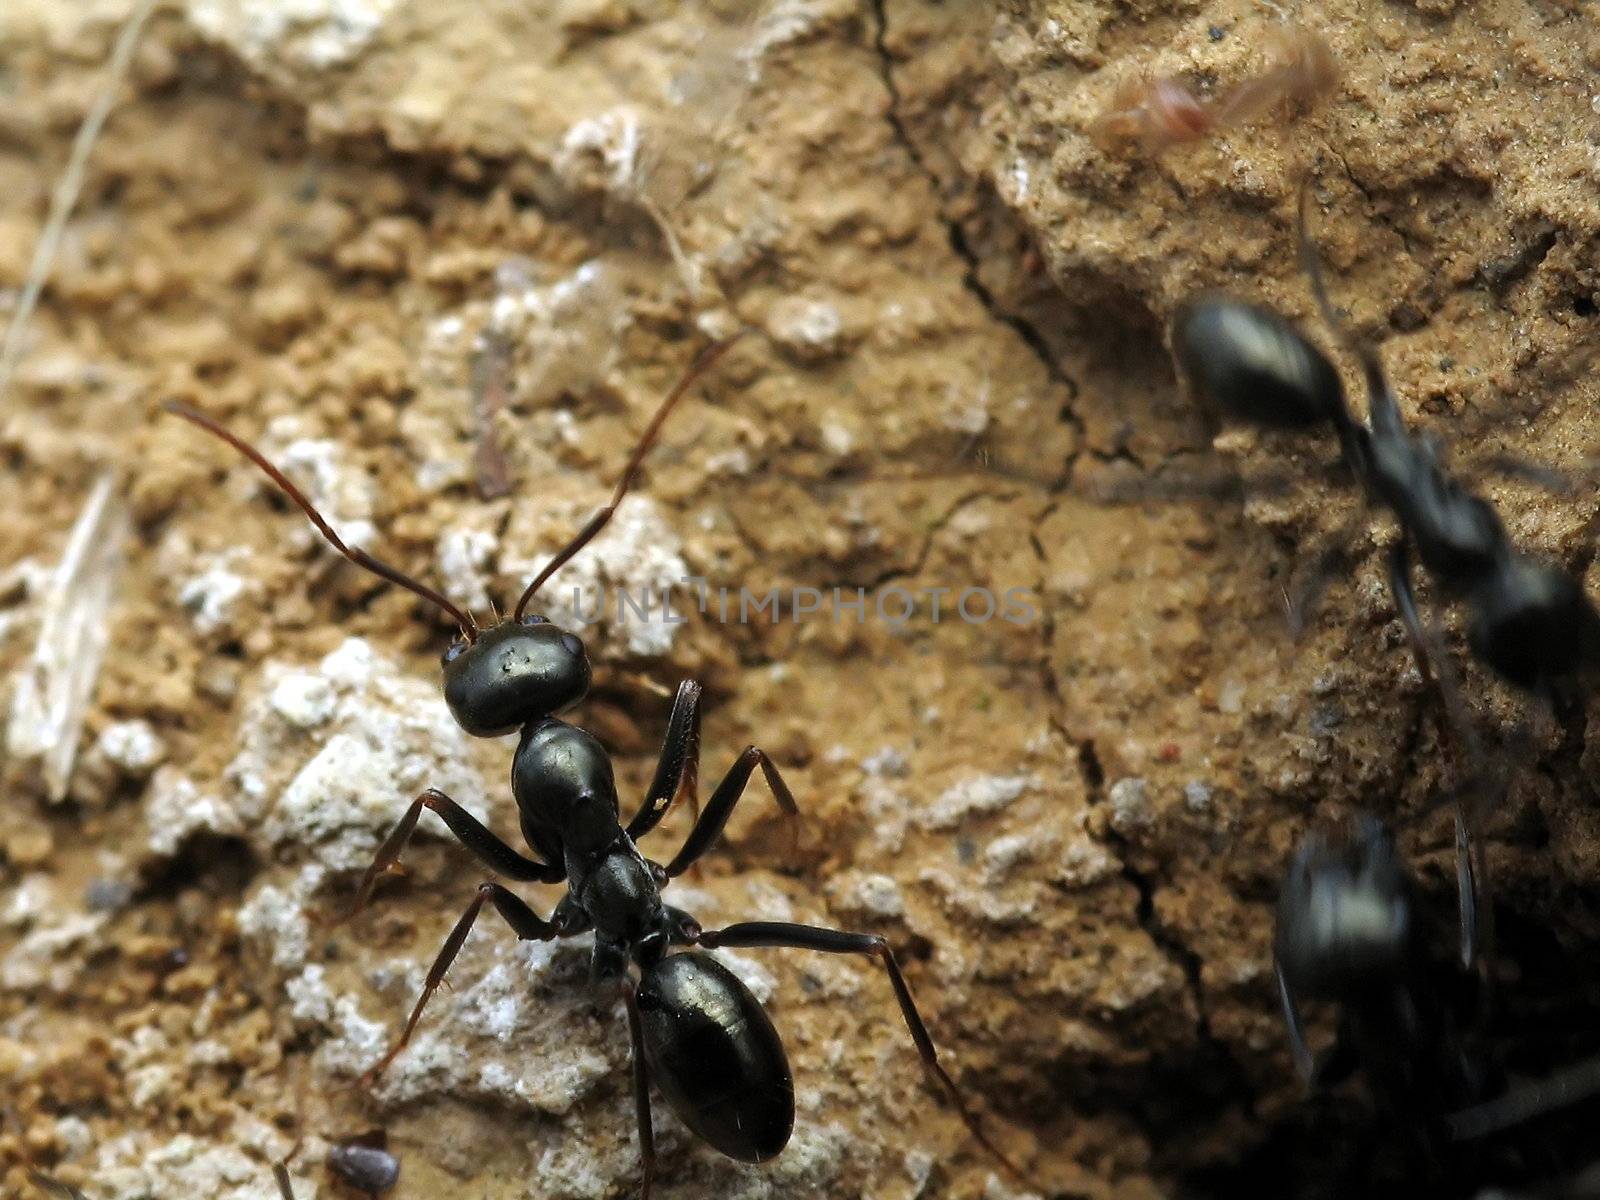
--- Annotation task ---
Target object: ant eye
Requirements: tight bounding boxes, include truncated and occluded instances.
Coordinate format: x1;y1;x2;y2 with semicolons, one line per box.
561;633;584;657
520;613;549;626
441;640;468;665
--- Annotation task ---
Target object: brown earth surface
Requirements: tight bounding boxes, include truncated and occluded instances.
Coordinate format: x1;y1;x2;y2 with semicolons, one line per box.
3;2;1600;1198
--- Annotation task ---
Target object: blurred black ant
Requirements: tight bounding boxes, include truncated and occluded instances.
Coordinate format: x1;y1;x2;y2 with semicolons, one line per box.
272;1133;399;1199
1171;188;1600;700
168;338;1031;1197
1171;185;1600;964
1274;814;1491;1182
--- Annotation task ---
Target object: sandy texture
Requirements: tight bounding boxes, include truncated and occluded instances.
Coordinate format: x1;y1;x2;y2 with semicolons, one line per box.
3;1;1600;1197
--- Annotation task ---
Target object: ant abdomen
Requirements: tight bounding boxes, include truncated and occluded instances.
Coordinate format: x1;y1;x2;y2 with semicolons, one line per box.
442;619;592;737
637;951;796;1164
1171;296;1348;431
1467;557;1600;691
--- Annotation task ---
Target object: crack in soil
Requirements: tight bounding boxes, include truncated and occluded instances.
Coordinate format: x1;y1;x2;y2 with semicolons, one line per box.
867;0;1085;448
1116;858;1214;1042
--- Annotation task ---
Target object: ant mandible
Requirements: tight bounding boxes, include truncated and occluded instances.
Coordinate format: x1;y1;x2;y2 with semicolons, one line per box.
168;337;1031;1196
1169;183;1600;965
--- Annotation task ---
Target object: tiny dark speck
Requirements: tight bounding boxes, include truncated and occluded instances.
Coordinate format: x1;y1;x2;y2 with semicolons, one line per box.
1390;303;1427;332
85;878;133;912
1310;703;1345;736
1208;24;1226;41
1438;357;1455;371
956;837;976;865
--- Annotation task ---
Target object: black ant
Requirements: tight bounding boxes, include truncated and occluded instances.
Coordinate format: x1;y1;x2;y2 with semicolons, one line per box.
272;1133;398;1199
1274;814;1491;1184
168;337;1030;1196
1170;184;1600;964
1277;817;1600;1192
1171;184;1600;700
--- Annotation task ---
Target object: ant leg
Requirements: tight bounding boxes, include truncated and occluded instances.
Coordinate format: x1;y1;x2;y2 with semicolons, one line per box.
626;679;704;842
269;1134;304;1200
661;745;802;877
1469;451;1581;495
621;983;658;1200
1293;181;1367;447
1454;805;1481;972
1275;962;1315;1083
696;921;1035;1190
334;787;564;923
1447;1051;1600;1140
1386;542;1488;970
25;1173;87;1200
1382;537;1478;742
1285;516;1361;639
626;679;802;872
1276;968;1356;1091
362;882;557;1087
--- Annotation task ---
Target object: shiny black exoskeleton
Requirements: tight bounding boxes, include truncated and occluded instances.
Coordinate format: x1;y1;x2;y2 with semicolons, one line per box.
1173;190;1600;969
270;1133;400;1199
1172;295;1348;431
1275;816;1489;1180
169;338;1028;1197
1171;194;1600;701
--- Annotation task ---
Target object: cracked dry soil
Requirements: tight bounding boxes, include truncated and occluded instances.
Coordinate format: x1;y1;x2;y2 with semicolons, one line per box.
5;2;1600;1198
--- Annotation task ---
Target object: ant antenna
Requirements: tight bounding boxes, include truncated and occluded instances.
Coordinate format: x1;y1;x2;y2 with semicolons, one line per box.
1295;179;1343;338
512;335;742;620
165;402;478;641
1295;179;1390;444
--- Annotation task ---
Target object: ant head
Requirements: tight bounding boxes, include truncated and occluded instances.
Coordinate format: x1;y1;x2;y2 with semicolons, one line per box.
441;615;591;738
1274;815;1414;1001
1170;296;1348;431
1469;556;1600;692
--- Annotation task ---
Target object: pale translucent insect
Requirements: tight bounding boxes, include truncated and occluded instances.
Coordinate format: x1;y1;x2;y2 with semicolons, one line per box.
1092;26;1338;153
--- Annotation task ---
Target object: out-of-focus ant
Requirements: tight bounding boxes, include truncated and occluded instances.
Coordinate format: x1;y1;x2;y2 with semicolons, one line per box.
1170;185;1600;965
1278;817;1600;1190
1171;186;1600;701
272;1132;399;1199
169;337;1032;1196
1274;815;1491;1180
1093;26;1337;154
